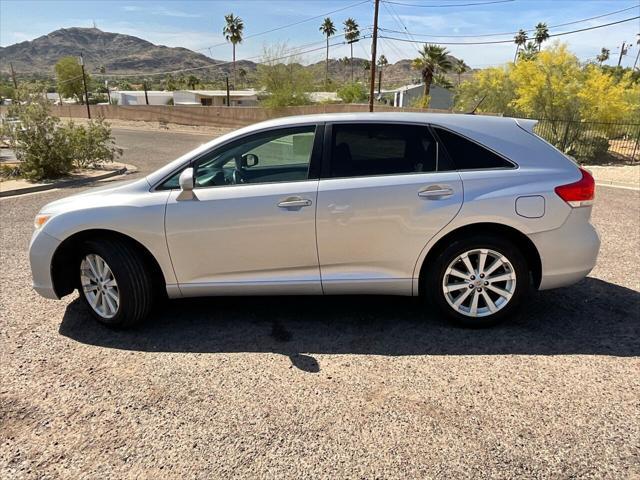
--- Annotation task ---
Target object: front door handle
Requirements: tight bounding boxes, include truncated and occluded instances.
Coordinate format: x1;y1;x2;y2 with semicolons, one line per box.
278;197;313;208
418;185;454;199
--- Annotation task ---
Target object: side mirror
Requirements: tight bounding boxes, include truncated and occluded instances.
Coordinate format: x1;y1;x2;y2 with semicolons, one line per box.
241;153;259;168
178;167;194;191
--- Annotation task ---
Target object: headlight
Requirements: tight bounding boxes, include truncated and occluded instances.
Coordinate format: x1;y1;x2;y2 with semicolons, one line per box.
34;214;51;229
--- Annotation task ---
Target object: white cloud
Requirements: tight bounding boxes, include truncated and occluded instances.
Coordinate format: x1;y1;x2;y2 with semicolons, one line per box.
122;6;141;12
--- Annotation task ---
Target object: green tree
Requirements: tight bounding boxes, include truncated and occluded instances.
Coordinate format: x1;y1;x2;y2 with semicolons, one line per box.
596;48;610;66
363;59;371;82
337;82;367;103
223;13;244;87
534;22;549;51
55;56;87;103
344;18;360;83
257;45;313;107
319;17;336;88
186;75;199;89
411;44;452;99
453;58;469;85
518;41;538;61
377;54;388;92
513;29;528;62
455;66;516;115
4;84;121;180
238;67;247;88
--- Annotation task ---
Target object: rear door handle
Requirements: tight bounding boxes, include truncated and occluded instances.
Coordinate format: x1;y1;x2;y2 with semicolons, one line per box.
278;197;313;208
418;185;454;199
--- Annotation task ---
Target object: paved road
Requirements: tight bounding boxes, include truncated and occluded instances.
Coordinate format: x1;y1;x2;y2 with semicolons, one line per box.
110;127;214;175
1;128;639;478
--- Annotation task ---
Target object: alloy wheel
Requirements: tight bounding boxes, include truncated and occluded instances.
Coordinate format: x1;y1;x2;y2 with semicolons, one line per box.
80;253;119;319
442;248;517;318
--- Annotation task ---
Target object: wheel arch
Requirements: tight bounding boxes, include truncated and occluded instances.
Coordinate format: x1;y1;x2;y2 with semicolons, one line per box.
416;222;542;295
51;229;167;298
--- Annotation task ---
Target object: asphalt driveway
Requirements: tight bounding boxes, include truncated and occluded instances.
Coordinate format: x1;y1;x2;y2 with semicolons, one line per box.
1;128;638;478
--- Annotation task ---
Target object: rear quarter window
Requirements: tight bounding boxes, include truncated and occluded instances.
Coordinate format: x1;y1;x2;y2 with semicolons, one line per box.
433;127;515;170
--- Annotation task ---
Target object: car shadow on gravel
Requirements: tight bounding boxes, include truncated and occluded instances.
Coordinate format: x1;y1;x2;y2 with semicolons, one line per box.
59;277;639;372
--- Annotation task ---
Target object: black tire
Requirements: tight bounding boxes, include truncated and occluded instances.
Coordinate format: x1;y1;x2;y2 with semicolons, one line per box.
424;234;530;328
77;238;154;328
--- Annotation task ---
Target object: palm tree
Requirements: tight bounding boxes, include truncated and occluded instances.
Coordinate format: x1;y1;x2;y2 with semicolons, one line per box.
519;41;538;61
223;13;244;87
319;17;336;87
513;29;528;62
377;54;388;93
344;18;360;83
363;59;371;82
534;22;549;51
596;47;610;66
238;67;247;88
411;44;452;98
453;58;469;85
187;75;199;89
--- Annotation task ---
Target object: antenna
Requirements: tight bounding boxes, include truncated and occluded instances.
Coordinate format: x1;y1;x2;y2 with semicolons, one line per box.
93;19;97;29
467;94;487;115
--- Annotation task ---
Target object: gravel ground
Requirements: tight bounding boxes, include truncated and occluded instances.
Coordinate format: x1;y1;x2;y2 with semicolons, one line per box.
1;129;639;479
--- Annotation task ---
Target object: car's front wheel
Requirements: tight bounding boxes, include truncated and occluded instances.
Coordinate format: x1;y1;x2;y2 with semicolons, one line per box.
426;235;530;327
78;239;154;328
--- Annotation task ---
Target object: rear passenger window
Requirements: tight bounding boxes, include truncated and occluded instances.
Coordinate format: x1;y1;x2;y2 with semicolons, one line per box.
434;127;514;170
330;123;451;178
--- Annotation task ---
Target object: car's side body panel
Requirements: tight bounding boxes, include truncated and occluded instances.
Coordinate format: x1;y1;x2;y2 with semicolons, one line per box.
316;171;463;295
31;179;178;294
165;180;322;296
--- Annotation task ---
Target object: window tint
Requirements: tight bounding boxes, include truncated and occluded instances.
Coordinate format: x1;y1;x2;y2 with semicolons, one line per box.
433;127;513;170
330;123;446;178
159;126;316;189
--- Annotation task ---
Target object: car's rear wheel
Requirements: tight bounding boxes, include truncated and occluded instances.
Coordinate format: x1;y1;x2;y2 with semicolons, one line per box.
425;235;530;327
78;239;154;328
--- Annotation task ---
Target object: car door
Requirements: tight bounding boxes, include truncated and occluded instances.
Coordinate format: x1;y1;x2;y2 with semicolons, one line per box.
164;124;323;296
316;122;464;295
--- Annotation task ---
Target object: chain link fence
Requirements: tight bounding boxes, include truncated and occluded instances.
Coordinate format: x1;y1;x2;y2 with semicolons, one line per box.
532;118;640;164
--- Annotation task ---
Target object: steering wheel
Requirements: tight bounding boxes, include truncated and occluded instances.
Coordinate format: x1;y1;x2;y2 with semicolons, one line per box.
232;168;245;184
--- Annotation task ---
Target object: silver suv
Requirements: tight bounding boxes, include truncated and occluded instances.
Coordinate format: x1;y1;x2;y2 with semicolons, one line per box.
29;113;600;327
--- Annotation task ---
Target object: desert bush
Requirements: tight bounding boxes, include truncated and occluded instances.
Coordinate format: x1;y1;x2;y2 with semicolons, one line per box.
337;83;367;103
5;84;121;181
570;135;610;163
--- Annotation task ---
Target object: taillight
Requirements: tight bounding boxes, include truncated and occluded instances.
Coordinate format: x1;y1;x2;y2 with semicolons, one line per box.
554;167;595;207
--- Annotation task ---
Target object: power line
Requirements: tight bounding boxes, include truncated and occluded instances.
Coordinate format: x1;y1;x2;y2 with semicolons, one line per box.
379;15;640;45
378;3;640;38
91;35;372;79
192;0;370;54
383;0;514;8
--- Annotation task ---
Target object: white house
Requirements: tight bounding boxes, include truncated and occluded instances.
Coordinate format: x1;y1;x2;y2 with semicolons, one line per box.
112;90;174;106
385;83;454;110
173;89;259;107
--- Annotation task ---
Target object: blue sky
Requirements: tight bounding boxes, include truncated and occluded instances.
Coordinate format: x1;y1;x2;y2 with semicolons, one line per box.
1;0;638;69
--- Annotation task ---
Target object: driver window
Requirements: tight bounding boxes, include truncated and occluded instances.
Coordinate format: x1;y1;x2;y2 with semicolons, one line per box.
193;126;316;188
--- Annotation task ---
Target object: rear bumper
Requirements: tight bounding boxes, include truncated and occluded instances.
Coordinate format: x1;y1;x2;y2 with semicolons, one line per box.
530;207;600;290
29;230;61;300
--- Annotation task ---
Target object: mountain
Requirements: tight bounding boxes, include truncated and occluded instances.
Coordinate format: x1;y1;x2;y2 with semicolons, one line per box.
0;27;254;79
0;27;468;88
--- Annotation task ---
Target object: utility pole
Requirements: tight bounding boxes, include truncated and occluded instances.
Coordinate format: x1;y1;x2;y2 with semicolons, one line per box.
368;0;380;113
9;62;18;89
378;68;382;94
143;82;149;105
78;54;91;119
105;80;111;104
225;76;230;107
617;41;628;67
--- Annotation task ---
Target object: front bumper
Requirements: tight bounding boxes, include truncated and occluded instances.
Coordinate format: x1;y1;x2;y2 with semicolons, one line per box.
530;207;600;290
29;229;61;299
